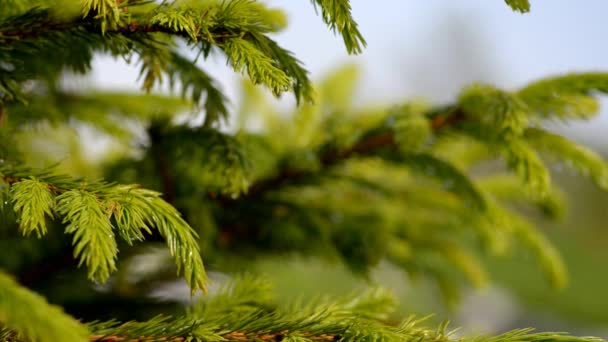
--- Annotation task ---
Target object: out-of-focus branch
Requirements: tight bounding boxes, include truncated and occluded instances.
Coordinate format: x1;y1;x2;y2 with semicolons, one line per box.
239;107;466;199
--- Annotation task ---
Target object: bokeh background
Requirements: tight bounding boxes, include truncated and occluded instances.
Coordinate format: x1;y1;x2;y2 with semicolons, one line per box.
87;0;608;337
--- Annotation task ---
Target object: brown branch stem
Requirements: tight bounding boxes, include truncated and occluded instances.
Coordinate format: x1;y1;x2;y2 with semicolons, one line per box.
0;11;234;47
241;108;466;199
89;330;336;342
0;106;6;127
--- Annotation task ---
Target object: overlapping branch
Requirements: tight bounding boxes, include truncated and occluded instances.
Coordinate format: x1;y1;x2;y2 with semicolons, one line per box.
242;107;466;198
0;166;207;293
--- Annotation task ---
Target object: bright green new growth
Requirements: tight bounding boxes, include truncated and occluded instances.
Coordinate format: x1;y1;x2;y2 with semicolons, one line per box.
1;166;208;290
10;178;54;237
505;0;531;13
525;128;608;190
0;1;607;341
310;0;366;54
228;67;608;299
0;272;89;342
57;189;119;283
80;277;607;342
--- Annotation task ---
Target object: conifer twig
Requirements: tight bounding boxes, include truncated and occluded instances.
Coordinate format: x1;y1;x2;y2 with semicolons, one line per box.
0;106;6;127
242;107;466;198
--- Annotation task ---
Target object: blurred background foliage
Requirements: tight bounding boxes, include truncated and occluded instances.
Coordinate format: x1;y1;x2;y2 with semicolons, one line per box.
219;2;608;336
24;61;608;337
241;68;608;337
231;2;608;335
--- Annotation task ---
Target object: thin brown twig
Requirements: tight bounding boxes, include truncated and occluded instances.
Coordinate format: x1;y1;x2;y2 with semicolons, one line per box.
240;108;466;199
89;330;337;342
0;106;6;128
0;11;235;47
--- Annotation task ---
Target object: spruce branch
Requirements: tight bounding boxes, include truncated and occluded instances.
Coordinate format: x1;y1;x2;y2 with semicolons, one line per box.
242;129;397;198
459;83;529;140
82;0;121;32
56;189;119;283
6;90;191;139
0;105;6;127
510;211;568;288
309;0;366;54
204;72;608;296
477;174;565;219
398;153;486;210
247;32;314;105
222;39;292;96
10;178;55;237
148;125;252;199
0;270;89;342
500;138;551;198
525;128;608;190
0;166;207;292
518;72;608;119
242;107;465;198
0;1;323;105
168;51;229;125
0;277;595;342
505;0;531;13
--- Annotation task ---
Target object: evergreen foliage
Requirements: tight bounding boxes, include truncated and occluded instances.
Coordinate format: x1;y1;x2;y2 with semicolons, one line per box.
0;1;607;341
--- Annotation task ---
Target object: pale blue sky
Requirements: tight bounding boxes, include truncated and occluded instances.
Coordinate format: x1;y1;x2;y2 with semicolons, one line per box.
93;0;608;145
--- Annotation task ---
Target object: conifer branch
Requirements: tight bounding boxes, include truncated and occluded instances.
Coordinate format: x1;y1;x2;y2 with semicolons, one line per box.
517;73;608;119
0;166;207;293
168;52;229;125
525;128;608;190
310;0;366;54
0;270;90;342
244;108;465;198
477;174;565;219
505;0;531;13
43;278;608;342
240;72;608;203
0;2;318;104
6;90;191;138
206;72;608;296
0;105;6;127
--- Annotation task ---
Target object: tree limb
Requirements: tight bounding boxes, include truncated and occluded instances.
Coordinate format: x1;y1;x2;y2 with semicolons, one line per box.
240;107;466;199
